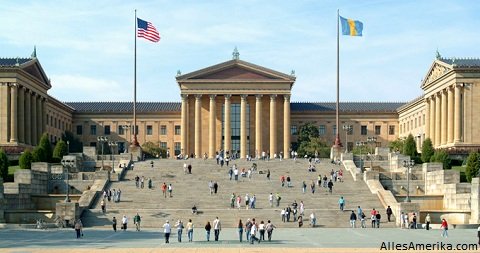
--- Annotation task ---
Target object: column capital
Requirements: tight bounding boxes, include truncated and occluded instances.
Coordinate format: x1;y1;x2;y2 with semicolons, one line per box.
283;94;290;101
255;94;263;100
181;94;188;100
209;94;217;100
195;94;202;100
9;83;18;87
224;94;232;100
240;94;248;100
0;82;7;86
270;94;277;100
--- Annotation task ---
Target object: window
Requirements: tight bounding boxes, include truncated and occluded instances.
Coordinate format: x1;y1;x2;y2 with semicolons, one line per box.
333;125;337;136
76;125;83;135
389;125;395;135
160;125;167;135
174;142;181;155
118;126;124;135
414;118;417;128
175;125;181;135
104;125;111;135
290;125;298;135
423;115;425;125
319;125;326;135
361;125;367;135
90;125;97;135
160;142;167;149
375;125;381;135
146;125;153;135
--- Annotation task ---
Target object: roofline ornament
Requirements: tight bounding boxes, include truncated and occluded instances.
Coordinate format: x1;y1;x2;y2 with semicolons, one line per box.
232;46;240;60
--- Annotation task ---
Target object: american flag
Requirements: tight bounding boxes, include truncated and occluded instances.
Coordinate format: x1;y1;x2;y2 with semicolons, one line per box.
137;18;160;43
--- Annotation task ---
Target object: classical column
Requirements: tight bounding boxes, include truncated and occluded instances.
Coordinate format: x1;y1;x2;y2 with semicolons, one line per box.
0;83;8;143
255;95;262;158
9;84;18;143
25;90;31;145
18;86;25;143
208;95;216;158
42;98;47;140
441;89;447;145
283;95;291;159
454;84;462;143
37;95;42;142
240;95;247;159
447;86;454;144
429;95;435;144
269;95;277;156
434;93;441;147
194;94;202;158
425;98;430;140
180;94;188;156
31;93;37;145
224;95;231;154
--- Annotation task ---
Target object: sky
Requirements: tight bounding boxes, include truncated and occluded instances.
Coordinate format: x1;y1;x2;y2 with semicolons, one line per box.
1;0;479;103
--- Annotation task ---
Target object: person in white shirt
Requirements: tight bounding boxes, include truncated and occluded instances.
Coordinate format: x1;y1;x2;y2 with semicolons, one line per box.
269;193;273;207
250;219;259;244
213;217;221;241
310;213;316;227
258;221;266;241
234;168;239;181
122;215;128;231
163;220;171;243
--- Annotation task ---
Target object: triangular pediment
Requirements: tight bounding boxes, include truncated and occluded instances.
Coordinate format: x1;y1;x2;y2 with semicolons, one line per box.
177;59;295;82
20;59;51;89
421;60;452;88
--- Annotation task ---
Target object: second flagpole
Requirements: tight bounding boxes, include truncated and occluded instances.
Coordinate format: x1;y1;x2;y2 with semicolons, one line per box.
133;9;139;146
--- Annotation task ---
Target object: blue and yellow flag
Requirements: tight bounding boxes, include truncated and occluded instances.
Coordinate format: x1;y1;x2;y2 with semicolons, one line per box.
340;16;363;36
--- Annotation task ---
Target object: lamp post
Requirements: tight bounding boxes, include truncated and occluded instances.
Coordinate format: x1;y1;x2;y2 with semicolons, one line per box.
66;140;70;155
61;159;75;202
109;141;118;172
342;125;352;153
121;125;131;153
367;136;377;169
97;136;108;170
403;159;415;202
355;141;366;170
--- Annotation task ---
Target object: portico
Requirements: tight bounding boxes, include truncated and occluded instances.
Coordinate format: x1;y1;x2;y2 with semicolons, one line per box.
176;55;295;159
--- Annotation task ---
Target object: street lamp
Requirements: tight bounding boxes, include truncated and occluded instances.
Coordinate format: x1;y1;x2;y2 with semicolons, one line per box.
61;159;75;202
355;141;366;170
121;125;131;152
66;140;70;155
367;137;377;169
109;141;118;172
342;125;352;153
97;136;108;170
403;159;415;202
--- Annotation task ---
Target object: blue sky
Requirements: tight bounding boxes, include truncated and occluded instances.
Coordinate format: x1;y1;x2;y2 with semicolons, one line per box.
1;0;478;103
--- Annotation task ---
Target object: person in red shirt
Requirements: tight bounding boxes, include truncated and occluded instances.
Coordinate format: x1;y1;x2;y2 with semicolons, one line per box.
441;219;448;238
161;182;167;198
280;175;286;187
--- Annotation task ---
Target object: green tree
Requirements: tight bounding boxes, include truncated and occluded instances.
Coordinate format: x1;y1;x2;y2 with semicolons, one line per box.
62;131;83;153
297;123;319;144
297;137;328;157
38;133;53;162
389;138;404;153
19;149;33;170
0;149;8;180
52;140;68;163
465;152;480;183
430;150;452;170
421;138;435;163
32;146;47;162
403;134;417;157
141;141;165;158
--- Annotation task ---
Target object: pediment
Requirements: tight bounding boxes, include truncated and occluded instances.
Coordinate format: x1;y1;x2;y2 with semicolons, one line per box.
177;59;295;82
421;60;452;88
20;59;51;88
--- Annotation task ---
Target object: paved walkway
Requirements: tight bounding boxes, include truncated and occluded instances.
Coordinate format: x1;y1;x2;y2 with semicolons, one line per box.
0;227;478;252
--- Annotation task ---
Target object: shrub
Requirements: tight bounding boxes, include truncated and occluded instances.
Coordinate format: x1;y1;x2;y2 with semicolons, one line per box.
52;140;68;163
430;150;452;170
421;138;434;163
19;150;33;169
0;149;8;180
465;152;480;183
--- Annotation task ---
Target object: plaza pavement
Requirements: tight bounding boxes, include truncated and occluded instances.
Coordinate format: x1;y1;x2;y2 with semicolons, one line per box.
0;227;478;253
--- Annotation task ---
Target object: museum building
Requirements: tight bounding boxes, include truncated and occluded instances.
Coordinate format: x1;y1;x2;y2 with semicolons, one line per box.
0;50;479;157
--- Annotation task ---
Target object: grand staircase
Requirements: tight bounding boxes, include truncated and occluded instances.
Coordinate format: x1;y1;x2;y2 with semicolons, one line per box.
82;158;395;228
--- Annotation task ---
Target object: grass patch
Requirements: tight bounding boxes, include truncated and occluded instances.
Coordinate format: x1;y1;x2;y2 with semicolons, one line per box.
8;165;21;175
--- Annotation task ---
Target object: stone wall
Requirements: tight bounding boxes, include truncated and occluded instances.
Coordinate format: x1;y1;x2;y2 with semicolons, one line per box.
443;183;471;210
470;178;480;224
343;160;360;181
424;169;460;195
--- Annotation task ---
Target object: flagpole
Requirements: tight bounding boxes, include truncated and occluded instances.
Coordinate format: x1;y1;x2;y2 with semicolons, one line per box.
133;9;139;147
334;9;342;148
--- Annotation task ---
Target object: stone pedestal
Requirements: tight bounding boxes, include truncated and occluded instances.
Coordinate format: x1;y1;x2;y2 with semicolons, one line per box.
130;145;143;162
330;146;342;161
469;177;480;224
396;202;420;227
56;202;80;225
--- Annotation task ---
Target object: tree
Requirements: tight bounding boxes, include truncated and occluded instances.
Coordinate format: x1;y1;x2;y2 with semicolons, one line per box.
465;152;480;183
297;123;319;145
0;149;8;180
38;133;53;162
403;134;417;157
388;138;404;153
32;146;47;162
297;137;328;157
430;150;452;170
19;150;33;170
141;141;165;158
52;140;68;163
421;138;435;163
62;131;83;153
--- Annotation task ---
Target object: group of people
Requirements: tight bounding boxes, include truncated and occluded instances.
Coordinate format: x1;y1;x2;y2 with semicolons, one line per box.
112;213;142;232
231;193;258;209
102;188;121;203
134;175;153;189
280;200;305;227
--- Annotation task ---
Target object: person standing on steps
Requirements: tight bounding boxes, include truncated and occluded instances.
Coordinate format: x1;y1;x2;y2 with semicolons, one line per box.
112;216;117;232
245;219;252;242
168;183;173;197
425;213;431;230
237;219;244;242
269;193;273;207
74;219;83;239
276;193;281;207
386;206;393;222
122;215;128;231
265;220;276;241
205;221;212;241
161;183;167;198
328;180;334;194
133;213;141;231
140;176;145;189
213;181;218;194
175;220;184;242
213;217;221;241
338;196;345;211
163;220;171;244
440;218;448;238
187;219;194;242
350;211;357;228
266;169;270;180
101;199;106;214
